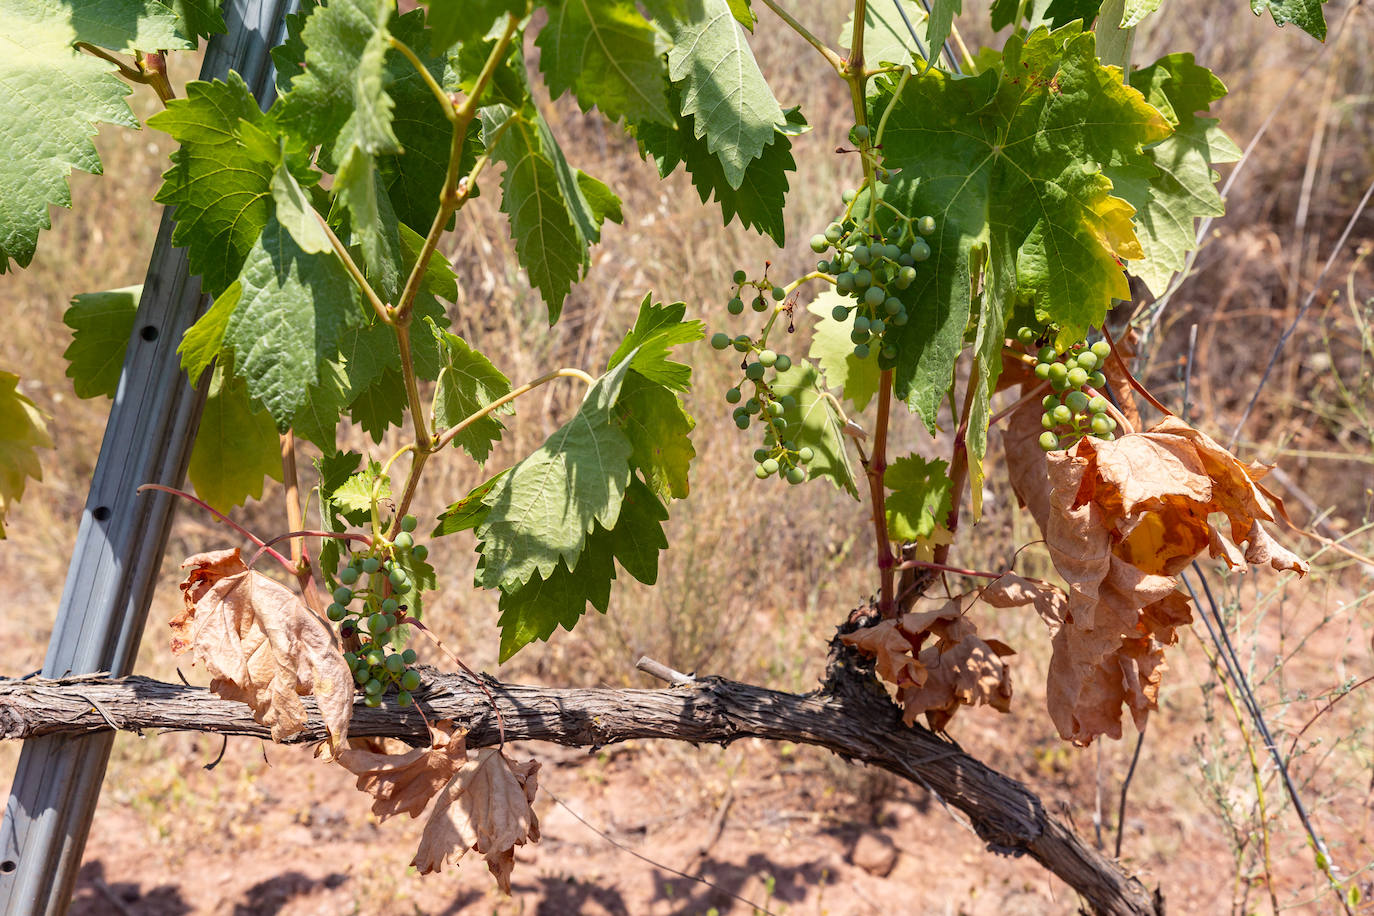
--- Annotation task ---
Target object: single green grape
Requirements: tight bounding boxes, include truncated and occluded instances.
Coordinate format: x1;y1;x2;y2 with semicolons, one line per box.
412;544;428;562
825;223;843;243
810;234;829;253
780;395;797;409
401;648;417;665
853;268;873;289
753;448;769;462
785;466;806;484
733;269;747;284
361;556;380;574
1090;415;1114;436
852;124;871;143
1065;391;1090;413
385;654;406;674
842;188;857;203
870;319;885;335
733;335;751;352
917;215;936;235
797;446;814;463
761;457;780;475
727;297;744;315
755;464;770;479
1052;405;1074;425
851;328;870;345
1091;340;1111;360
735;414;750;430
1075;351;1099;371
1041;413;1056;431
368;613;389;635
771;285;787;301
400;669;422;691
327;603;346;622
1017;327;1037;345
711;332;730;350
1034;363;1051;380
1039;431;1060;451
745;398;762;415
864;286;886;307
396;691;413;707
854;343;871;359
381;597;399;614
1088;371;1107;389
353;667;370;685
746;362;766;380
1047;363;1068;383
883;297;902;316
1037;346;1057;363
389;568;409;590
835;272;855;294
758;349;777;367
364;678;383;696
831;304;850;321
725;387;742;404
401;515;418;533
332;586;353;605
852;245;872;266
393;531;414;550
363;694;381;708
338;566;360;585
1042;394;1060;410
1066;367;1088;389
774;354;792;372
752;296;768;312
1088;395;1109;414
767;401;783;418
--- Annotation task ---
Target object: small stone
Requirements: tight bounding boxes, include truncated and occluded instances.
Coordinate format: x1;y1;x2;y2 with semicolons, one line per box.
850;832;898;877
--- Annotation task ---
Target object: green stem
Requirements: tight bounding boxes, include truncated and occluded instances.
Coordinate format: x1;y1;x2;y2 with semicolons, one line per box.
316;210;391;324
432;368;596;452
755;0;844;71
388;36;454;120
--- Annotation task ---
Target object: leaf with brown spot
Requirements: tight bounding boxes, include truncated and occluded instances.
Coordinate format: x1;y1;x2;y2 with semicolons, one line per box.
173;548;352;744
334;721;468;821
412;748;541;892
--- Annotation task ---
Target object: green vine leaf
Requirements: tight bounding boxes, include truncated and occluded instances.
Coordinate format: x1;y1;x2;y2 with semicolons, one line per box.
494;476;667;661
0;371;52;539
536;0;672;125
884;455;953;542
188;367;283;513
1042;0;1103;28
923;1;960;66
431;324;514;464
149;73;279;297
607;295;704;391
221;217;364;432
63;286;140;399
422;0;522;52
433;470;508;537
807;292;881;413
617;370;695;502
332;458;391;522
769;361;859;498
169;0;227;39
840;0;929;81
481;102;620;321
1110;53;1241;296
474;358;635;592
1251;0;1329;40
661;0;787;189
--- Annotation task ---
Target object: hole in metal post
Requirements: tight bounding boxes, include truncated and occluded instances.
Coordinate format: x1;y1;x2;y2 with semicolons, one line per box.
92;506;111;521
140;325;159;341
1;860;16;873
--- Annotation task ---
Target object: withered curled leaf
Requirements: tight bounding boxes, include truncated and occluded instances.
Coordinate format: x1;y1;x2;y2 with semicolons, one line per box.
332;720;468;821
173;548;352;744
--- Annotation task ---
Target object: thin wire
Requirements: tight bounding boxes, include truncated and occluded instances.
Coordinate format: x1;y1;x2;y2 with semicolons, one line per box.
545;789;778;916
1181;566;1348;912
1226;176;1374;451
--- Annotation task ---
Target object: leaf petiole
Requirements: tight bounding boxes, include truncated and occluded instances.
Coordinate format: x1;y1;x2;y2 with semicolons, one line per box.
432;368;595;453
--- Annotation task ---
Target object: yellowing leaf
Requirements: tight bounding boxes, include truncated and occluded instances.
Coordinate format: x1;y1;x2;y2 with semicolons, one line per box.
0;371;52;539
333;720;468;820
173;548;352;744
412;748;541;892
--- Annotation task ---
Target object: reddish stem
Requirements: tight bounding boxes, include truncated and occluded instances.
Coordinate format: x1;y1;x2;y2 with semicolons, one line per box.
894;559;1004;580
1102;325;1172;417
136;484;292;571
934;373;978;567
867;370;897;616
246;529;373;571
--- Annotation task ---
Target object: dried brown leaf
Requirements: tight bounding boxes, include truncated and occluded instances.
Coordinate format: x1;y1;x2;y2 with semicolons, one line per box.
1100;327;1141;430
412;748;541;892
173;548;352;744
334;721;468;821
840;619;926;687
899;633;1013;731
1002;382;1053;531
981;574;1068;634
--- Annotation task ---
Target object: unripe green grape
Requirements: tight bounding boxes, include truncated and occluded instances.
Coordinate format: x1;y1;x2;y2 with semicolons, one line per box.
762;457;780;475
767;401;783;418
852;245;872;266
909;239;931;262
733;335;751;352
400;669;422;691
831;304;850;321
1065;368;1087;388
735;414;750;430
385;653;406;674
1091;340;1111;360
842;188;857;203
752;296;768;312
892;312;908;326
1088;371;1107;389
1051;375;1070;393
854;314;871;332
753;448;769;462
917;215;936;235
851;328;870;345
733;269;747;284
885;244;903;261
746;362;766;381
383;613;397;630
854;342;871;359
389;568;409;589
810;234;829;253
711;332;730;350
1041;413;1056;430
836;272;855;293
755;463;769;479
1039;431;1060;451
332;586;353;605
758;349;777;367
786;466;806;484
1075;351;1098;371
401;648;418;665
780;394;797;409
853;268;873;288
361;557;380;574
368;613;388;635
1034;362;1051;380
771;285;787;301
782;439;797;451
870;319;885;335
727;297;744;315
1088;395;1109;414
363;694;381;708
1041;394;1060;410
745;398;761;414
1096;431;1116;442
1047;363;1068;383
825;223;843;243
364;678;383;696
394;531;414;550
1090;415;1114;436
396;690;413;707
852;124;871;142
817;260;831;273
1037;346;1057;363
381;597;399;614
725;387;742;405
339;566;360;585
1052;405;1073;425
884;297;902;315
897;253;915;268
798;446;814;462
864;286;885;307
1065;391;1090;413
343;651;358;668
1017;327;1037;345
399;514;418;533
898;265;918;286
353;666;371;685
774;354;792;372
327;603;347;622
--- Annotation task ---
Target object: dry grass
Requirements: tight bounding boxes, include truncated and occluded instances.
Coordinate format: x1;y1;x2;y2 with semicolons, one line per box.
2;1;1373;912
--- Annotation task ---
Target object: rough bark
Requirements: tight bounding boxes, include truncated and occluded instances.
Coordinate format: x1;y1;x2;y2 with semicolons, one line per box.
0;663;1161;916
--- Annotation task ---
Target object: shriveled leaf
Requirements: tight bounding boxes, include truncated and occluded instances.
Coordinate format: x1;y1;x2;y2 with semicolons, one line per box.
63;285;140;399
899;632;1013;731
413;748;541;893
980;573;1067;634
840;618;926;687
173;548;352;744
334;720;468;820
0;371;52;539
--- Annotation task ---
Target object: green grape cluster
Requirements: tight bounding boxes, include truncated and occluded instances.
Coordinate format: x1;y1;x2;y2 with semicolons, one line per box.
723;267;788;316
326;514;428;707
808;193;936;370
709;329;813;484
1021;329;1117;452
